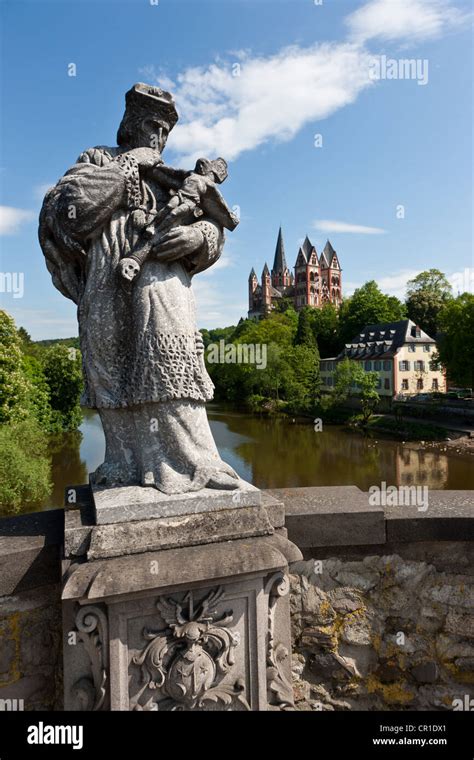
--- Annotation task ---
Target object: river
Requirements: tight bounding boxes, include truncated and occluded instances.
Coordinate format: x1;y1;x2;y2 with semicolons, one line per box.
9;405;474;515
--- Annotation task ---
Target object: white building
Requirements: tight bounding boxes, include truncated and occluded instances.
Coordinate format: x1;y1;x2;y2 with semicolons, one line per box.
320;320;446;399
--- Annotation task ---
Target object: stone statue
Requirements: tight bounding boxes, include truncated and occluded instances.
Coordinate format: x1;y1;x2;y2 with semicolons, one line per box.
39;83;241;496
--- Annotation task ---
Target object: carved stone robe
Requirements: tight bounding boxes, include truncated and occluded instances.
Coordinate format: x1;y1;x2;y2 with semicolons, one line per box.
39;145;238;494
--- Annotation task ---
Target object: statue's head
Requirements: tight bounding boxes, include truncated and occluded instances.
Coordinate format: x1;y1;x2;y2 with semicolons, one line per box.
195;157;228;184
117;83;179;153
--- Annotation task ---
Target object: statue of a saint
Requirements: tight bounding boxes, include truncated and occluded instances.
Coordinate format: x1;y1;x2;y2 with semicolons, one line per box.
39;83;241;495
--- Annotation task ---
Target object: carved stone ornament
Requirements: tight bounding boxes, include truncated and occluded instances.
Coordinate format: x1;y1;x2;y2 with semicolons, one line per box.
265;572;295;710
72;605;109;711
132;587;250;711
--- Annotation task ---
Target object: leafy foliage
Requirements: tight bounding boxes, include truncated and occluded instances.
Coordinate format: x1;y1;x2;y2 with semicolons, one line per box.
42;345;83;431
0;420;52;512
406;269;453;338
205;310;320;415
0;310;31;423
338;281;406;344
0;311;84;510
436;293;474;389
319;357;380;423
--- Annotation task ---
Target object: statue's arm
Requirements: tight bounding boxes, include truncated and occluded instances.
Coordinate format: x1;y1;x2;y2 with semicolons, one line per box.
51;150;141;242
185;219;225;275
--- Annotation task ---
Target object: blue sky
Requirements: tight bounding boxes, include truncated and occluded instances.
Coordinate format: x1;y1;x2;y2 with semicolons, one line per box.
0;0;472;338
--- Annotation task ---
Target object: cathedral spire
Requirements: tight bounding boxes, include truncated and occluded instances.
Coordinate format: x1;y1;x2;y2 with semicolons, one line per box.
323;239;336;258
272;227;287;274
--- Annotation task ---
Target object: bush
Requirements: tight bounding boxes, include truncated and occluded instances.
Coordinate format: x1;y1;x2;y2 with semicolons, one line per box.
41;345;83;431
0;420;52;513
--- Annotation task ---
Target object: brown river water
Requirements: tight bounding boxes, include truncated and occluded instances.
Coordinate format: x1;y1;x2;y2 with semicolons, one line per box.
7;404;474;516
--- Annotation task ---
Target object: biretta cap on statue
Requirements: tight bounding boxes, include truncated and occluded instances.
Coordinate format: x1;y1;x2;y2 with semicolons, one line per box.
124;82;179;131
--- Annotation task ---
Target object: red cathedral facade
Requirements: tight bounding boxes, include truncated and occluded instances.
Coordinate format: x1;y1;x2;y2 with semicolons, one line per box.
248;228;342;319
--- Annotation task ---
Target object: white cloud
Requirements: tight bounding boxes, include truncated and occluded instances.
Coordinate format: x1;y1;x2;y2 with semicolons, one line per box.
313;219;386;235
346;0;469;45
448;267;474;295
0;206;35;235
158;43;375;165
143;0;469;166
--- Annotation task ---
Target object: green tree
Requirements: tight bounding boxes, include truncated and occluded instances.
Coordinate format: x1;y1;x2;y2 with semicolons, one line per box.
294;307;316;347
22;354;53;431
331;357;357;405
42;344;83;431
325;358;379;423
0;312;53;512
17;326;32;347
436;293;474;390
235;310;297;348
406;269;453;338
273;296;295;314
339;281;406;343
286;343;320;412
0;420;52;513
311;303;340;358
0;310;31;423
357;370;381;424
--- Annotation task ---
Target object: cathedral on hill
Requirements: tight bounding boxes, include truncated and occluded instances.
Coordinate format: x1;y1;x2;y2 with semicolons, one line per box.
248;227;343;319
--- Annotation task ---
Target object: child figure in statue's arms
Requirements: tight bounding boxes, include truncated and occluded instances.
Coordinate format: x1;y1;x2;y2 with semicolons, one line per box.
119;157;239;283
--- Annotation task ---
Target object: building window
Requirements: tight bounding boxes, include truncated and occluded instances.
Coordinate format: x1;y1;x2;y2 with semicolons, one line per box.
376;378;382;389
417;379;424;390
408;344;416;352
327;377;333;386
423;345;431;352
365;361;372;370
374;361;381;370
414;360;425;371
432;378;439;390
384;378;390;390
402;379;409;390
383;360;391;371
399;361;410;371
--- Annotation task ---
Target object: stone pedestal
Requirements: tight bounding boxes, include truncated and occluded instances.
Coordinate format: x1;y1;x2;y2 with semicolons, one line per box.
61;486;301;711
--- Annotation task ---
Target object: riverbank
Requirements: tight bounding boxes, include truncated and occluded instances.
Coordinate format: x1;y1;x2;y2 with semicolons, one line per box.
364;415;450;442
4;404;473;517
